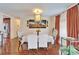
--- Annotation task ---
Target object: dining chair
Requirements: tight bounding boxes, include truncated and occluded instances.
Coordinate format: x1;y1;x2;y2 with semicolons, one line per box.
17;31;24;51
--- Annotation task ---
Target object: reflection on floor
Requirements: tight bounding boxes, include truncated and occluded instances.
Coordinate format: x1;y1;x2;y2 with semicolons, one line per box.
0;38;19;55
19;44;60;55
0;38;60;55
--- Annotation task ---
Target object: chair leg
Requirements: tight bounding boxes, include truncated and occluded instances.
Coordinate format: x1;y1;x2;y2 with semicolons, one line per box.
18;41;21;51
21;45;23;50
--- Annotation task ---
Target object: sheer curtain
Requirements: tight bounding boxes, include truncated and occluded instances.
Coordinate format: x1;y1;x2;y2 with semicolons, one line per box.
60;12;67;46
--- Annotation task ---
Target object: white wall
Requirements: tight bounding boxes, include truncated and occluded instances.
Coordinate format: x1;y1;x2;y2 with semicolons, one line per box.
49;16;55;36
10;18;19;39
0;13;4;31
19;16;53;36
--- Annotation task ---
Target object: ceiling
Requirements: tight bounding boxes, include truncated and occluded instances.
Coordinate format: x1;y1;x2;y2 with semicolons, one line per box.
0;3;73;18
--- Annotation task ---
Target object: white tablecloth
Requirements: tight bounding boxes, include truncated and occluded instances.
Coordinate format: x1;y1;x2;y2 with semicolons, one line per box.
21;34;54;49
27;35;38;49
21;36;27;45
39;34;53;48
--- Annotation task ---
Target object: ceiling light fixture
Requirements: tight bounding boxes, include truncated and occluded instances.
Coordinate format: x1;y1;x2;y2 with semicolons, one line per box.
33;8;43;22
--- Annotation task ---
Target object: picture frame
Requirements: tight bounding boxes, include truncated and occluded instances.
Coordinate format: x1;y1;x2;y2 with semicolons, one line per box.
27;19;48;28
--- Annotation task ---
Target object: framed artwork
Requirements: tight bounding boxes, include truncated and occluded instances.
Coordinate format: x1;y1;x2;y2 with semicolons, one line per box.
27;19;48;28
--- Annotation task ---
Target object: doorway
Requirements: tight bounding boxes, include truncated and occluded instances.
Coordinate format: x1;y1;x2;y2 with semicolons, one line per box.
3;18;11;54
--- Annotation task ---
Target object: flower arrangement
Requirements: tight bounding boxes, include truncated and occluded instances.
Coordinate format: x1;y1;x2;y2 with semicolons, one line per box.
36;29;41;35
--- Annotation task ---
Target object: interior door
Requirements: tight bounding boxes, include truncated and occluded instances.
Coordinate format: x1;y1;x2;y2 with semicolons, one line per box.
3;18;10;39
3;18;11;54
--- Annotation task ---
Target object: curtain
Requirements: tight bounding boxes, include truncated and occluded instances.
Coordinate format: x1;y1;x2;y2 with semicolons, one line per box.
67;5;78;45
55;15;60;45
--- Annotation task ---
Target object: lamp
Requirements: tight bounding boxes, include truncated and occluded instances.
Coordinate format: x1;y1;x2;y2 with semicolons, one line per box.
33;8;42;22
